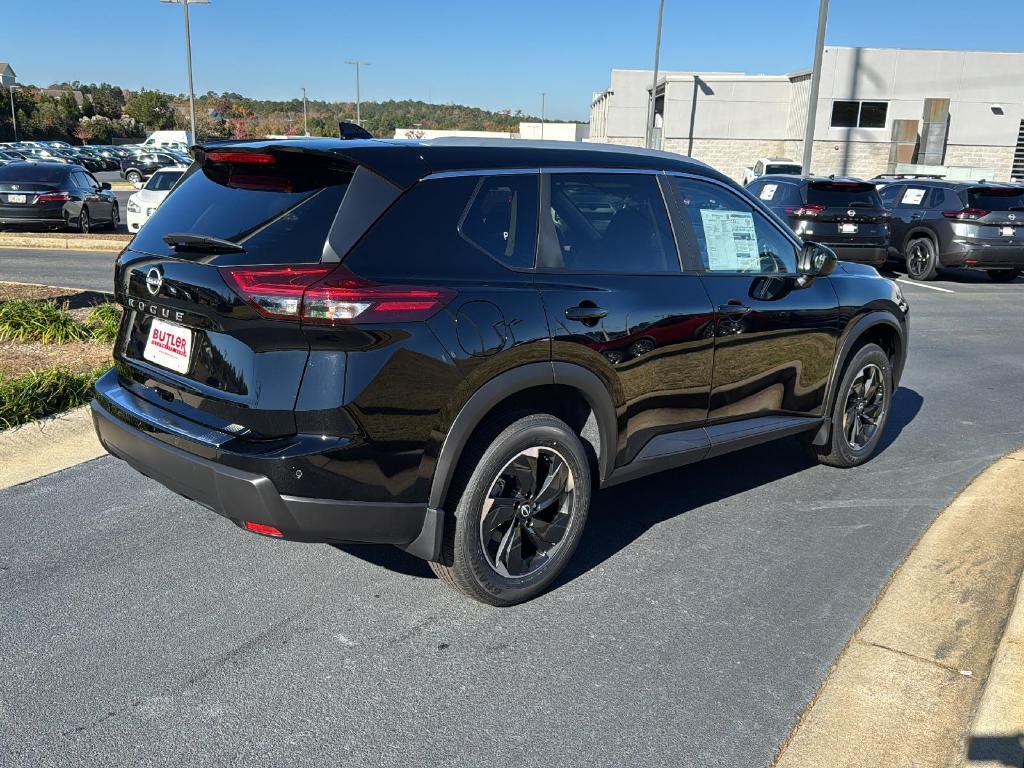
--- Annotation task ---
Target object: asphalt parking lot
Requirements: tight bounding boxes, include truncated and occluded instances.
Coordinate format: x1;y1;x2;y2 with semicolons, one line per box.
1;263;1023;767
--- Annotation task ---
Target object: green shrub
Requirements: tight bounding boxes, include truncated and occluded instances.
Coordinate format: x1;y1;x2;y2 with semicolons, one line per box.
85;303;123;343
0;366;105;430
0;299;88;344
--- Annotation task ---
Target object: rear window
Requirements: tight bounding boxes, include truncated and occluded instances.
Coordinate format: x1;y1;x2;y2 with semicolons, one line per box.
765;164;801;176
965;187;1024;211
806;182;881;208
130;153;351;264
0;164;68;184
145;170;184;192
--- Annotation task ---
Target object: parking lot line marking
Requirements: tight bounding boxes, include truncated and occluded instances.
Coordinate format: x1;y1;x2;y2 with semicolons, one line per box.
895;279;956;294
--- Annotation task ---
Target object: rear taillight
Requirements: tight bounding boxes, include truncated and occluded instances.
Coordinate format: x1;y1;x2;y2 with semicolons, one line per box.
220;265;455;324
36;192;72;202
943;208;989;220
785;204;826;217
206;151;276;165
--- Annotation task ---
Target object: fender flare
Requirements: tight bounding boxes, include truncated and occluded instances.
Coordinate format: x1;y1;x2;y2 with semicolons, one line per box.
901;227;938;254
427;361;618;511
814;310;907;445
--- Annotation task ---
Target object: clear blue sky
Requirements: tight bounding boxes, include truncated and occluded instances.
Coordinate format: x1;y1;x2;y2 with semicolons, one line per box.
5;0;1022;120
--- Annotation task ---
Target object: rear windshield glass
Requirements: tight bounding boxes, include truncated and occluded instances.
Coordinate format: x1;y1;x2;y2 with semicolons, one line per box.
0;164;68;184
806;182;881;207
766;164;801;175
130;153;351;264
145;170;184;192
965;187;1024;211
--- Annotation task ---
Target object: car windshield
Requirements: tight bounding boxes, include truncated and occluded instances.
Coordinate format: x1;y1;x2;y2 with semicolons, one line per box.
0;164;68;184
965;187;1024;210
806;182;881;207
145;170;184;192
766;164;801;175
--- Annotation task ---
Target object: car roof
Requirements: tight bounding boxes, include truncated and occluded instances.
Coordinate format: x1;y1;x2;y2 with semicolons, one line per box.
876;178;1023;190
196;137;733;189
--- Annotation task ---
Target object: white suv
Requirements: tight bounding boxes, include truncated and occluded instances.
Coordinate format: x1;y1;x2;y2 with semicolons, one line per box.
742;157;802;186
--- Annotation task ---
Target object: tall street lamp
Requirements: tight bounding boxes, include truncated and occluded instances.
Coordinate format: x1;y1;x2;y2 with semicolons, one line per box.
645;0;666;149
301;87;308;136
345;61;370;126
541;92;546;139
801;0;830;174
160;0;209;143
8;85;19;142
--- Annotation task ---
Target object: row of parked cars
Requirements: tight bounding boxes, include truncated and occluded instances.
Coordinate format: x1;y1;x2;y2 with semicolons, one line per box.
744;159;1024;282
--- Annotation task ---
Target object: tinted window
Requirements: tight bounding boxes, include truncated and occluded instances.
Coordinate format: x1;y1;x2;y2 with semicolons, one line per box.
674;178;798;274
830;101;859;128
859;102;888;128
754;180;800;206
878;184;904;207
830;101;888;129
130;156;351;264
806;182;882;207
547;173;677;272
896;187;929;208
765;164;801;175
459;175;538;269
145;170;184;192
0;164;68;184
966;187;1024;210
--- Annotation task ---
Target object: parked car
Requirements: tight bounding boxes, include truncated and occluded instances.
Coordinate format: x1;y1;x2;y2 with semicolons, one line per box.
126;165;187;233
878;179;1024;281
19;147;74;164
0;150;24;165
742;157;802;186
75;147;117;172
90;139;909;605
120;151;182;184
0;161;119;232
747;175;891;266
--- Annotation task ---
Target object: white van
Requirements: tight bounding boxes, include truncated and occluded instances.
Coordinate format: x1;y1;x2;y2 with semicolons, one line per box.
142;130;193;149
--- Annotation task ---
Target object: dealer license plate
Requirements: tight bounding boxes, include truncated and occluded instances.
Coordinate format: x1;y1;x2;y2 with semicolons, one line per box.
7;194;26;204
839;223;858;234
143;318;193;374
1001;226;1015;237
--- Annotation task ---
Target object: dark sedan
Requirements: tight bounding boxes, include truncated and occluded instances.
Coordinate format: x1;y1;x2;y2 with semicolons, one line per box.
0;162;119;232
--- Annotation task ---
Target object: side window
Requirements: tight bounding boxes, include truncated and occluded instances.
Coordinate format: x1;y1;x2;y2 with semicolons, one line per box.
756;180;783;203
878;184;903;208
458;174;538;269
546;173;678;273
674;178;798;275
753;161;764;175
73;171;95;190
897;187;927;208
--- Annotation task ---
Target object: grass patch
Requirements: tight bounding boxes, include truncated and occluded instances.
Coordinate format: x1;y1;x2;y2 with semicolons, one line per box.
0;366;105;429
0;299;88;344
85;303;123;343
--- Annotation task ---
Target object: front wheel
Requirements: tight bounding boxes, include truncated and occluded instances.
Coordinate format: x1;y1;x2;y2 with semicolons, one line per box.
905;237;939;281
987;269;1021;283
806;343;892;468
430;413;591;606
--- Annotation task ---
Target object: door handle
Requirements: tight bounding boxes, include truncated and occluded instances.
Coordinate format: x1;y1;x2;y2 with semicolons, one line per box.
910;213;923;220
564;305;608;322
717;302;751;316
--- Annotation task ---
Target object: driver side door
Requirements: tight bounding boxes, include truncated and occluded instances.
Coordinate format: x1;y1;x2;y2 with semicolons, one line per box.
668;176;841;423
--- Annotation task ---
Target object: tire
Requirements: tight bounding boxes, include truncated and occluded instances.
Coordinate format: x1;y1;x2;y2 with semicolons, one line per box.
905;237;939;281
126;170;142;184
109;203;120;231
77;207;91;234
807;343;892;468
987;269;1021;283
429;413;591;606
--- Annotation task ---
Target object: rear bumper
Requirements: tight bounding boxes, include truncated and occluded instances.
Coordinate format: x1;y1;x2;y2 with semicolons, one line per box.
91;370;441;557
942;241;1024;269
827;244;888;266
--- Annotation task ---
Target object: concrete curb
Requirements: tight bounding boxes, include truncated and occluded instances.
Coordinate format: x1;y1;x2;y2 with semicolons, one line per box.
773;449;1024;768
0;405;106;490
0;233;131;252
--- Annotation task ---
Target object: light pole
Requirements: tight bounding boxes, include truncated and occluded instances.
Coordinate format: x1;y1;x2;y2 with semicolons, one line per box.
301;87;308;136
8;85;19;142
541;92;546;139
801;0;830;174
345;61;370;126
160;0;209;144
645;0;666;149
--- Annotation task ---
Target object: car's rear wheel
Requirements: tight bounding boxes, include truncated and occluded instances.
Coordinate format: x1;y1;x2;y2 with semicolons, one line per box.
126;170;142;184
109;203;119;231
986;269;1021;283
430;413;591;606
806;343;892;468
78;207;91;234
905;237;938;281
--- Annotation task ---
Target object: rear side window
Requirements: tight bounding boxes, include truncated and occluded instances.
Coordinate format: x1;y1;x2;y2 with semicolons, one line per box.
805;182;882;208
965;187;1024;211
755;181;800;205
897;187;928;208
458;175;539;270
545;173;678;273
130;154;351;264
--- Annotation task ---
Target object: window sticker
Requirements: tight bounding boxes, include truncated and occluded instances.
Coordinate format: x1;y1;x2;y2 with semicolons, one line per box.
759;184;778;201
902;188;926;206
699;209;759;271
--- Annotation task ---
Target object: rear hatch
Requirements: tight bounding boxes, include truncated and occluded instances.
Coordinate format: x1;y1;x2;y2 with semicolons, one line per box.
113;148;354;438
791;181;890;244
945;186;1024;242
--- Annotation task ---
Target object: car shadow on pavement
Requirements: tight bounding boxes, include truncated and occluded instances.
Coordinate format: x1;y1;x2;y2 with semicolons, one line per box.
336;387;924;588
965;734;1024;766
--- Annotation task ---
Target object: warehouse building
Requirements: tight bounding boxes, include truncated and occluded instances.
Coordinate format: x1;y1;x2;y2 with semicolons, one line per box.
589;47;1024;183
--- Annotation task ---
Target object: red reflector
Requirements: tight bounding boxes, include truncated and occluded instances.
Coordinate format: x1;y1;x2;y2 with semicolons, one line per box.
244;521;283;537
965;259;978;266
206;151;277;165
785;204;826;217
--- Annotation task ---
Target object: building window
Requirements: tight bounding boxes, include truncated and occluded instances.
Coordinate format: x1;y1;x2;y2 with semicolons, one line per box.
830;100;888;129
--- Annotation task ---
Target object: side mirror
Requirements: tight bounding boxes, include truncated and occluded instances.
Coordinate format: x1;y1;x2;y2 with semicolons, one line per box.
797;242;838;287
100;182;111;190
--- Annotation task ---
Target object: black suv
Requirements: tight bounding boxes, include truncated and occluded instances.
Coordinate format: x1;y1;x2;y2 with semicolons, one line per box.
120;151;182;184
877;179;1024;281
747;175;891;267
90;139;909;605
